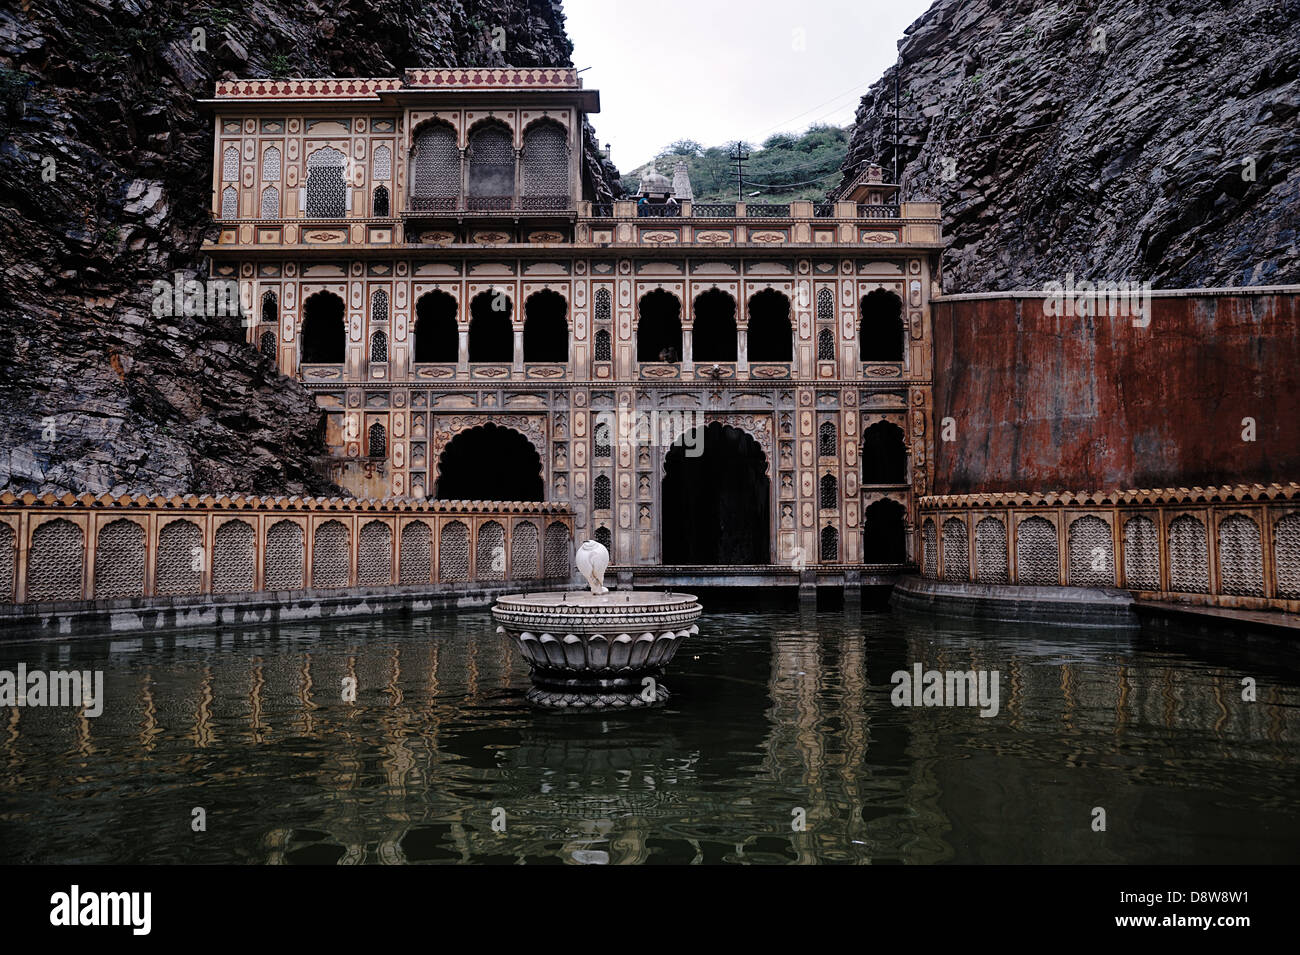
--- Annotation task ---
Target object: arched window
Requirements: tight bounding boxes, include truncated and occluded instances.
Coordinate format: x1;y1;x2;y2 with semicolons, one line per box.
261;145;281;181
469;289;513;362
860;288;904;362
222;146;239;181
748;289;792;361
27;518;84;602
818;421;837;457
863;499;907;564
414;290;458;362
523;290;568;362
370;330;388;363
305;147;347;218
372;184;389;217
261;290;277;325
816;287;834;322
637;290;682;362
862;421;906;484
594;526;612;551
942;518;970;581
371;289;388;324
368;422;387;459
594;287;612;362
409;122;460;211
817;327;835;361
593;474;612;509
259;330;277;360
693;289;737;361
1016;517;1059;585
820;525;839;562
466;121;514;211
372;144;391;180
300;292;346;363
221;186;238;219
520;120;569;210
593;417;611;458
260;185;279;218
819;473;838;510
213;519;255;594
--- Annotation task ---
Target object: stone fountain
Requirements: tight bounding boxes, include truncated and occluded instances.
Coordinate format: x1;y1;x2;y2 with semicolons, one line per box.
492;540;702;708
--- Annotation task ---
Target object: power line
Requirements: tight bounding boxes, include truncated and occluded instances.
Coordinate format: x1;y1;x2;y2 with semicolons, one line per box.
747;76;876;141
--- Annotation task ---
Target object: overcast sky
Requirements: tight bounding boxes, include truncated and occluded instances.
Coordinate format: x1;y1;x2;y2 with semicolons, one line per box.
563;0;935;171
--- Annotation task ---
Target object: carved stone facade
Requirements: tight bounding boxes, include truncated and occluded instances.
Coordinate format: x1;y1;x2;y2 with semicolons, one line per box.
203;69;944;571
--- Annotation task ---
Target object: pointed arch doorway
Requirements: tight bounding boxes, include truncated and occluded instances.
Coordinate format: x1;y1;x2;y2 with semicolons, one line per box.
434;423;543;501
662;422;770;564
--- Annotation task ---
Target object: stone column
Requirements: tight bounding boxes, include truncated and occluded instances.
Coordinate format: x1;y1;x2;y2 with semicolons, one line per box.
738;326;749;374
457;327;468;373
682;323;693;375
513;326;524;374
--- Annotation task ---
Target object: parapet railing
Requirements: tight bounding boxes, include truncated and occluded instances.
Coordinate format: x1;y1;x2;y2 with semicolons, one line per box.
0;492;574;607
917;483;1300;612
589;200;905;220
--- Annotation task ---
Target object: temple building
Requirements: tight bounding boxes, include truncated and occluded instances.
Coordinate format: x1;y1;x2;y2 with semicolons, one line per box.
199;68;944;591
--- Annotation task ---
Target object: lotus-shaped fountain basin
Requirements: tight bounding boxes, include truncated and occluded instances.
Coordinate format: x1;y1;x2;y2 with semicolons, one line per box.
492;590;702;709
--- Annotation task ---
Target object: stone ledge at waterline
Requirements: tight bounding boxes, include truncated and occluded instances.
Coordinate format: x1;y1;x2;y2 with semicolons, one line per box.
0;580;577;644
889;576;1138;628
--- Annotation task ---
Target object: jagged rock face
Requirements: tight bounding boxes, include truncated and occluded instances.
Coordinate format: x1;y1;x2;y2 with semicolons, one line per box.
838;0;1300;292
0;0;620;497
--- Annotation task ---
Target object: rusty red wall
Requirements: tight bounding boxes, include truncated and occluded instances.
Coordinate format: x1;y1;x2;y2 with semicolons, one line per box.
932;292;1300;493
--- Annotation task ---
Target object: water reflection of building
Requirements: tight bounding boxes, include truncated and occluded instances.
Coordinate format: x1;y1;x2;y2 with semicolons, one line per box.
0;617;1294;864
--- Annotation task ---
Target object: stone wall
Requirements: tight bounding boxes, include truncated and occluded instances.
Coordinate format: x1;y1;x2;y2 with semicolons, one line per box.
917;484;1300;613
0;492;573;606
932;289;1300;493
837;0;1300;291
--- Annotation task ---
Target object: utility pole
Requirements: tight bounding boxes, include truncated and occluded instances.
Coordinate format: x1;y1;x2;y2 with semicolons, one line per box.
729;142;749;201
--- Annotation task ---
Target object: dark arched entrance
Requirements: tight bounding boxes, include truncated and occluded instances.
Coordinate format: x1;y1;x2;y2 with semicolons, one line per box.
637;289;682;362
414;290;458;362
662;422;769;564
434;424;543;501
863;421;907;484
523;290;568;362
301;291;345;363
693;289;737;361
863;498;907;563
469;290;513;362
747;288;792;361
860;288;904;361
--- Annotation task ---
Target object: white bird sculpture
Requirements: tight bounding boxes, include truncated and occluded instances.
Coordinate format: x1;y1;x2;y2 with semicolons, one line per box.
575;539;610;595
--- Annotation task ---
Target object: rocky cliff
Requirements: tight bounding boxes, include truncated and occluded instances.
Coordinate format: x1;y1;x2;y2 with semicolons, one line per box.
0;0;619;497
837;0;1300;292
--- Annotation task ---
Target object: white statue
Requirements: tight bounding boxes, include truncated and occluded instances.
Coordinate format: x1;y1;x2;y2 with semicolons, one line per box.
575;539;610;595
